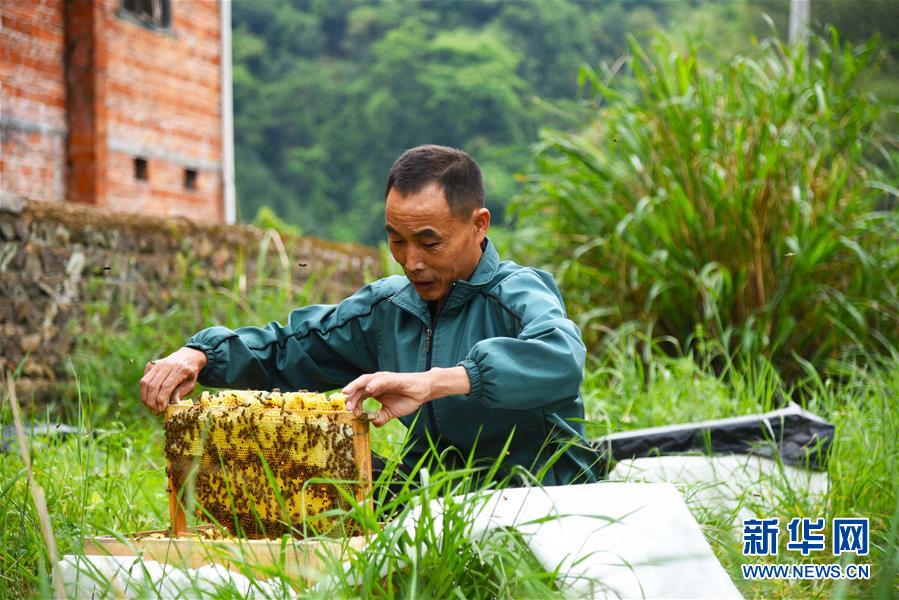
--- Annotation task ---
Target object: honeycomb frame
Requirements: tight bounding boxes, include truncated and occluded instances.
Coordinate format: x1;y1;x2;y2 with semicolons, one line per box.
164;390;371;539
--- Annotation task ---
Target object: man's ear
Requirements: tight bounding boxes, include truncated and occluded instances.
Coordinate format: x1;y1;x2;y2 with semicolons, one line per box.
473;208;490;237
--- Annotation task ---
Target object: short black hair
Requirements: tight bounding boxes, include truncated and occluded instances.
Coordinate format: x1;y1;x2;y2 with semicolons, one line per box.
385;145;485;217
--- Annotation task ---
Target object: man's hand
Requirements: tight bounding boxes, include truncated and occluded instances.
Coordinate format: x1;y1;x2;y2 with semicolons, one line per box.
342;367;470;427
140;347;207;414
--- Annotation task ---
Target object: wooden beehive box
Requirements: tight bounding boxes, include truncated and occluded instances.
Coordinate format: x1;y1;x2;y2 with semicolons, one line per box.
164;390;372;539
83;527;367;585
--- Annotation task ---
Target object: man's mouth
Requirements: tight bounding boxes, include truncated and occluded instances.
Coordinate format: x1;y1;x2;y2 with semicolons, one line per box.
411;280;436;291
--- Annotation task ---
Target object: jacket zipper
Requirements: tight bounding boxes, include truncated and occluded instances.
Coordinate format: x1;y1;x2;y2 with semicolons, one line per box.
424;283;454;439
424;324;439;438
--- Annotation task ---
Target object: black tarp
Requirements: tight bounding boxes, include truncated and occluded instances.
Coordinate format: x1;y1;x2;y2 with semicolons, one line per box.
592;402;834;477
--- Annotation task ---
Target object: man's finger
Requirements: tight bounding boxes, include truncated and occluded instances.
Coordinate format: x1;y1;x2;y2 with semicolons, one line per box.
372;408;392;428
172;379;196;406
348;393;371;413
342;373;375;396
147;367;177;413
139;373;151;408
365;373;410;399
342;373;378;410
142;369;165;412
364;373;396;398
156;368;186;413
343;387;366;411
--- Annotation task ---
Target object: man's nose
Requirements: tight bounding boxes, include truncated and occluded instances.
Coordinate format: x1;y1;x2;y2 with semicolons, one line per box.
403;246;427;273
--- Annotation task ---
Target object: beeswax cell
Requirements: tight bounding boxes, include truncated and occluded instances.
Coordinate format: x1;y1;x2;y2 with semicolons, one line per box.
165;390;369;538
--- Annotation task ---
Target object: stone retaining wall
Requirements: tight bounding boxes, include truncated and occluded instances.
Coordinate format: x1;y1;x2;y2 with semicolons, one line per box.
0;196;381;398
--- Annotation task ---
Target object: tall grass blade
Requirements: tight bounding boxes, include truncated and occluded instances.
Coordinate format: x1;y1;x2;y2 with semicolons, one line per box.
5;374;66;599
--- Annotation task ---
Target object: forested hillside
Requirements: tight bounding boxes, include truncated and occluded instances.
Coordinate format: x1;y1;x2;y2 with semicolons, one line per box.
231;0;894;244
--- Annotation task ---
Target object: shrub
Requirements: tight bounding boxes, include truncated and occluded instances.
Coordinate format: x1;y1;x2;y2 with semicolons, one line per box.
514;30;898;376
252;205;302;237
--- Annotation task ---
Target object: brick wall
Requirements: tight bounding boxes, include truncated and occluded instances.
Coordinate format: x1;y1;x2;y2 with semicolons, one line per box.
0;0;68;204
100;0;224;220
1;0;225;221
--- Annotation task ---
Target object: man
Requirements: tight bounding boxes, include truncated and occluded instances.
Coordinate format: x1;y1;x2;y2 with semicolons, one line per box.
141;145;597;485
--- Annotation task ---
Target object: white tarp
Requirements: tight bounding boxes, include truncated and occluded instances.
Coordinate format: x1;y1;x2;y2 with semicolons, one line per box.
608;454;829;526
393;482;742;599
57;553;287;598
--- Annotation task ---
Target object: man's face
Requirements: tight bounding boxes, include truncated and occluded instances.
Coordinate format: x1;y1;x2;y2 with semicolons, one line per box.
385;183;490;302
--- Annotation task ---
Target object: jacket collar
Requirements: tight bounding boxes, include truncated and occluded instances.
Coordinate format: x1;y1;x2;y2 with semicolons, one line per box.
465;236;501;287
389;237;500;324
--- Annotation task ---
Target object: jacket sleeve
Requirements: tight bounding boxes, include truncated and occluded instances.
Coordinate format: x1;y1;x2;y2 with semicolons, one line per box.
457;269;586;410
184;282;384;392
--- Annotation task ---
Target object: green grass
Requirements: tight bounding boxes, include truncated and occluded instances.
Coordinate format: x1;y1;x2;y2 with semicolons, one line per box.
513;30;899;378
1;253;565;598
2;329;896;597
1;222;895;597
0;389;563;598
583;331;898;598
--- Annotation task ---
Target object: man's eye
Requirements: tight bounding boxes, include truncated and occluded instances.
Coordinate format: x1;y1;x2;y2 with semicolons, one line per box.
423;242;439;249
389;239;405;245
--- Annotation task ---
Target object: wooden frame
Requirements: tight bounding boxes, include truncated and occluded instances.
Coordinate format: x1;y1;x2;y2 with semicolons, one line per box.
84;528;367;585
168;411;374;537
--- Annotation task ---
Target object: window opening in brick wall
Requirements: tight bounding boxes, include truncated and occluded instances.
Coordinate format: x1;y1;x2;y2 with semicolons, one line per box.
121;0;172;30
184;168;198;191
134;157;148;181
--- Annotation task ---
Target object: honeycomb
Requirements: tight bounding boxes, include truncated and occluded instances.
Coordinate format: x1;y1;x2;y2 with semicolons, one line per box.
164;389;370;538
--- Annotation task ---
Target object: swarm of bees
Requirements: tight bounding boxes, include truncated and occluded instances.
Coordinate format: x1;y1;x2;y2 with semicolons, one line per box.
164;390;369;538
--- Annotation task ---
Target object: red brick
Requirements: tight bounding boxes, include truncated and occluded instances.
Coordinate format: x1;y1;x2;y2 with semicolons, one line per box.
1;0;224;222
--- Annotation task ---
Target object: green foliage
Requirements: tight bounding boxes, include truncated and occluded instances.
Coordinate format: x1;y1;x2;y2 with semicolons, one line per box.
230;0;671;243
583;330;899;598
515;31;899;375
252;205;302;237
3;227;897;595
68;245;322;422
0;414;168;598
2;329;897;597
0;389;562;597
320;441;564;598
231;1;897;246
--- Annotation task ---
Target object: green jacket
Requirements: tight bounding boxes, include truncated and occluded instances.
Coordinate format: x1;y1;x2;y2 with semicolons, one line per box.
186;239;598;485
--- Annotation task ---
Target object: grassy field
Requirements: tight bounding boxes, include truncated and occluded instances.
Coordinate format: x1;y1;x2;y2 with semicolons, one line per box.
6;28;894;596
0;238;895;597
582;334;899;599
1;311;896;597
